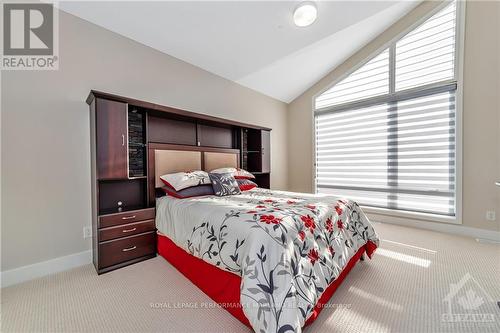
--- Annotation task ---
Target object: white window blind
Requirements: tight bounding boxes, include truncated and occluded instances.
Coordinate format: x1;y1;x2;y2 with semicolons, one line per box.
314;1;459;217
316;89;455;215
396;1;457;91
315;49;389;109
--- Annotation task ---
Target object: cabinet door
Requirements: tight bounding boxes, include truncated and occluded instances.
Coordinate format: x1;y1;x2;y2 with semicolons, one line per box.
261;130;271;173
148;116;197;145
197;124;233;148
96;98;128;179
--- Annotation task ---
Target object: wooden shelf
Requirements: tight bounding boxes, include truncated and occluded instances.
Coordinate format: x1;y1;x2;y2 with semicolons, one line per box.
240;128;270;188
99;205;150;216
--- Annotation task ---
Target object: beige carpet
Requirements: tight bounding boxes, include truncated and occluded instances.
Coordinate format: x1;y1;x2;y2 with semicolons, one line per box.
1;223;499;333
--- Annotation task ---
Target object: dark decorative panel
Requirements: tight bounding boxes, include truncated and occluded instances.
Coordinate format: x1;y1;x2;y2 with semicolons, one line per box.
197;124;233;148
148;116;197;145
242;130;248;170
128;109;146;178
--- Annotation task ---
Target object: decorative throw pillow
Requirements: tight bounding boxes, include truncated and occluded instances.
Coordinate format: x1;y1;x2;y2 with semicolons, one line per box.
236;178;258;191
159;171;210;191
208;173;241;196
210;167;255;179
162;184;214;199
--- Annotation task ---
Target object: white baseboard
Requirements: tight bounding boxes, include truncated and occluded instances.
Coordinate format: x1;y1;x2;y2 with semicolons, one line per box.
369;212;500;243
1;250;92;288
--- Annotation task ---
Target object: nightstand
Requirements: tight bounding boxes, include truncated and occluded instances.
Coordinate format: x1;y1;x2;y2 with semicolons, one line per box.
95;207;156;274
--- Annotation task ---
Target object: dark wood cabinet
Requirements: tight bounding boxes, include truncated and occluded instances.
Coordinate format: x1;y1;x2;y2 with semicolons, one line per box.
95;207;156;274
96;99;128;180
90;95;153;274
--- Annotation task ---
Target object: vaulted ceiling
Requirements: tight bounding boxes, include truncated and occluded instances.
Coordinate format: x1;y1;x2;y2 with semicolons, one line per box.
58;1;420;103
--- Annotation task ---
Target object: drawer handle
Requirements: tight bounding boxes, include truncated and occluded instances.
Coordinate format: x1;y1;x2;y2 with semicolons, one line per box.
121;215;136;220
122;246;137;252
122;227;137;233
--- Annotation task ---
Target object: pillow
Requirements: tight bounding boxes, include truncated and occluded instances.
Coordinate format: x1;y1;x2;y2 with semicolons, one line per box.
162;184;214;199
236;178;258;191
159;171;210;191
210;167;255;179
208;173;241;196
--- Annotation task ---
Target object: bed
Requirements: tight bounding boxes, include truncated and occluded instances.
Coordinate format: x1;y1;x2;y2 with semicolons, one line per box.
152;147;379;332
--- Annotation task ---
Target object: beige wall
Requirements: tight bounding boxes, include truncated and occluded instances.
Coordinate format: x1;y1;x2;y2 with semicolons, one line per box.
1;10;288;271
2;1;499;273
288;1;500;232
461;0;500;231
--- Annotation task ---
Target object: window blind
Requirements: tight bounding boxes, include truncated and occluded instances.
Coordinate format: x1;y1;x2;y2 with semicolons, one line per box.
315;49;389;109
396;2;457;91
315;89;456;216
314;1;459;217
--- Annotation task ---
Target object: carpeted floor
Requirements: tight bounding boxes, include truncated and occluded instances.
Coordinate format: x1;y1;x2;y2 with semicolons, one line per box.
1;223;499;333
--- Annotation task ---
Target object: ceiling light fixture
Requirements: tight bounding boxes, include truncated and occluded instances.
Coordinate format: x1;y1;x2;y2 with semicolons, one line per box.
293;2;317;27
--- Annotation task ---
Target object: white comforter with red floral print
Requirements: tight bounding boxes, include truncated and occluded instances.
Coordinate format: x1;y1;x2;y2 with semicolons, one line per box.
156;188;379;333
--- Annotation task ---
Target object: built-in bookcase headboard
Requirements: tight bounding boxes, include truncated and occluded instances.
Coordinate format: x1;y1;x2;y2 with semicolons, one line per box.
87;90;270;214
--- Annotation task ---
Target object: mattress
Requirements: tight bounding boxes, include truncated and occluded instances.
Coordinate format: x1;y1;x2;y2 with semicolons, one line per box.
156;188;379;332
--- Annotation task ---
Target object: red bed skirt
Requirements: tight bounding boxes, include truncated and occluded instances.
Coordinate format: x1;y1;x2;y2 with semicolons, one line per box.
157;233;377;329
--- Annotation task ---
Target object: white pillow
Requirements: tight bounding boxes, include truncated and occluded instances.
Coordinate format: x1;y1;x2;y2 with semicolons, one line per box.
160;171;210;191
210;167;255;179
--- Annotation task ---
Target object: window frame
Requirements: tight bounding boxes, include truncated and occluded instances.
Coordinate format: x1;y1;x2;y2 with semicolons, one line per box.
311;0;465;224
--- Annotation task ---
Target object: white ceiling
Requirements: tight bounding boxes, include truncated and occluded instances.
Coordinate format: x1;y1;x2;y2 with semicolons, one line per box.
58;1;420;103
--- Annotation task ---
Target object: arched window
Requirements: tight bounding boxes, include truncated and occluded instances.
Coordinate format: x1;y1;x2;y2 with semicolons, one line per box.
314;1;462;219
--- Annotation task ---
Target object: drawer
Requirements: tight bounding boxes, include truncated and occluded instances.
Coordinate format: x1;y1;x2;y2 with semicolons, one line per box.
99;232;156;269
99;219;156;242
99;208;155;228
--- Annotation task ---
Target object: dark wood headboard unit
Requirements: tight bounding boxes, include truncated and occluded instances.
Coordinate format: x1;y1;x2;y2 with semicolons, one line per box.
87;90;271;273
87;90;271;212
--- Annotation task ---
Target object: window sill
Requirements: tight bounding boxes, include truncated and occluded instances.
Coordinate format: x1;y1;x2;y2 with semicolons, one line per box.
361;206;460;225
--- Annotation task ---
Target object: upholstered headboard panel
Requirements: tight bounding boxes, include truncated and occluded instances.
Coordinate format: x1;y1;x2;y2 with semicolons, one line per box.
154;150;202;188
203;152;238;172
151;145;240;194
